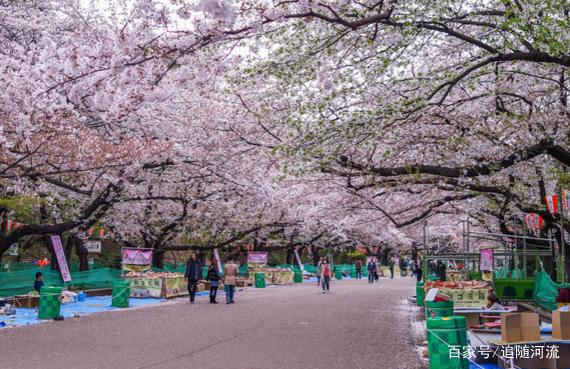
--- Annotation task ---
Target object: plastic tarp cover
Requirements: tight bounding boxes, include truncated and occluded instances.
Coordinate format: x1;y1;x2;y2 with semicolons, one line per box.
533;269;570;311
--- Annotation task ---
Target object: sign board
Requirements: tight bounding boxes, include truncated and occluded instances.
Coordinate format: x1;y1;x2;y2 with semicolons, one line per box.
51;235;72;283
122;248;153;273
163;276;187;298
480;249;494;272
84;240;102;254
438;288;490;308
129;277;162;298
247;252;268;267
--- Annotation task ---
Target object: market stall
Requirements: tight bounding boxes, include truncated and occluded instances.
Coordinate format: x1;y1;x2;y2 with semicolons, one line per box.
124;271;189;299
248;267;294;285
247;252;294;285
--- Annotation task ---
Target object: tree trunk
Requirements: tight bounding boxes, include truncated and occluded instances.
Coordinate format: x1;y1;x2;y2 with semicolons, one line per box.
74;236;89;271
45;235;59;271
285;248;294;264
64;235;73;267
152;249;165;269
311;245;320;266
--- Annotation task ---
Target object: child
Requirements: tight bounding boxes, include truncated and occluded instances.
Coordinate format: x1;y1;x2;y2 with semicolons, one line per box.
34;272;44;293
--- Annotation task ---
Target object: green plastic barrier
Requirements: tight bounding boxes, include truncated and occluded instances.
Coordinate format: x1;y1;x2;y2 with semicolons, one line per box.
38;286;62;319
425;300;454;319
350;269;357;278
494;279;534;300
254;273;266;288
0;267;124;297
294;271;302;283
335;270;343;280
416;283;425;307
111;280;130;308
427;316;469;369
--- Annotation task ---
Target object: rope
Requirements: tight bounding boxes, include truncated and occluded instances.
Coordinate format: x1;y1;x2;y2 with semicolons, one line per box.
426;327;491;369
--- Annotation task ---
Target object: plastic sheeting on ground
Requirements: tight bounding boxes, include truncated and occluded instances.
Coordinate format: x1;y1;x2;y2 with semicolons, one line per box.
0;296;162;328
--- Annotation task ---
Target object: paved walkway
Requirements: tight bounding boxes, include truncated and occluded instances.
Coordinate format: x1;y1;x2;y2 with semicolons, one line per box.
0;278;421;369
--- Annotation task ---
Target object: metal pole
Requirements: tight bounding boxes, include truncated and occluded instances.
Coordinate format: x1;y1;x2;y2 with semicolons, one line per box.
558;188;566;282
423;220;428;279
466;219;471;271
523;236;527;279
423;220;427;256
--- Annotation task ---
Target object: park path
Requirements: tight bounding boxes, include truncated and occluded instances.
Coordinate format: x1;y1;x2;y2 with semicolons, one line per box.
0;277;421;369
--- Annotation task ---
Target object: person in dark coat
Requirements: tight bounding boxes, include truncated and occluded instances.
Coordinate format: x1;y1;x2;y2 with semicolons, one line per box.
206;262;220;304
367;259;377;284
415;260;423;283
355;260;363;279
436;260;447;281
185;252;203;304
34;272;44;293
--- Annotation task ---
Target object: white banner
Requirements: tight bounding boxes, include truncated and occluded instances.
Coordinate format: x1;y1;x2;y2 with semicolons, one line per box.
84;240;102;253
51;235;72;283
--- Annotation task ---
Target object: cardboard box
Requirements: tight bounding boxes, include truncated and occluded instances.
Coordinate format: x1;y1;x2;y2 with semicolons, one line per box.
501;312;540;343
552;311;570;340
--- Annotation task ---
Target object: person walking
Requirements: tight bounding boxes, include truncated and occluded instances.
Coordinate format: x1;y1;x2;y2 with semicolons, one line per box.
320;259;331;293
415;260;423;283
223;255;238;304
355;259;362;279
206;262;220;304
367;259;377;284
389;256;395;279
185;252;203;304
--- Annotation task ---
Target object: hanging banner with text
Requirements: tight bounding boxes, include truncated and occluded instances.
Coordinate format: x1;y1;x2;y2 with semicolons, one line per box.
51;235;72;283
122;248;153;272
213;249;223;274
129;277;162;298
480;249;494;272
293;248;304;270
438;288;490;308
247;252;268;268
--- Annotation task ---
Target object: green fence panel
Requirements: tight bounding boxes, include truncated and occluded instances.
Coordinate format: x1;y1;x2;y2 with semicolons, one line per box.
494;279;534;300
0;267;124;297
0;268;64;297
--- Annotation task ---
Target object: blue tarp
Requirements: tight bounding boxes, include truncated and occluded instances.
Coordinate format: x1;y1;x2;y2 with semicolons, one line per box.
0;296;162;328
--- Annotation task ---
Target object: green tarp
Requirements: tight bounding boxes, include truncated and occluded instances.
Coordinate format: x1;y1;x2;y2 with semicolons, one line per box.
532;269;570;311
0;267;123;297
